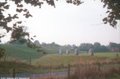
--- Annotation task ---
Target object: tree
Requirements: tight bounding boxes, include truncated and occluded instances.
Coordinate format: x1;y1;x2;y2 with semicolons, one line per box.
108;42;120;52
100;45;109;52
101;0;120;27
0;0;119;43
94;42;101;47
93;42;101;52
0;47;5;59
79;43;93;51
0;0;83;42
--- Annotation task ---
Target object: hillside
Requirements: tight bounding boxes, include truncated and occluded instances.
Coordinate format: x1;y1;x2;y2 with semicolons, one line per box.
0;44;44;61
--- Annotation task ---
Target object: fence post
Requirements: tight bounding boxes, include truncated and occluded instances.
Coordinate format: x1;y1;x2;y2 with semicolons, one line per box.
12;68;16;78
97;62;101;71
29;56;31;65
48;65;51;79
4;54;6;62
68;64;70;79
97;62;101;78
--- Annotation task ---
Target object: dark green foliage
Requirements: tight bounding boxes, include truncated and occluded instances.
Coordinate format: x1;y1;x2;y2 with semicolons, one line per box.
94;45;109;52
0;0;82;42
0;61;35;74
40;42;120;53
41;42;60;54
11;26;29;41
66;0;83;6
9;38;27;45
101;0;120;27
78;42;120;52
19;38;27;44
93;42;109;52
0;0;119;43
79;43;93;51
0;47;5;59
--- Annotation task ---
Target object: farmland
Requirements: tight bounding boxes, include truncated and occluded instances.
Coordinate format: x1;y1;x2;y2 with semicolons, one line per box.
33;52;120;66
31;53;120;79
0;44;120;79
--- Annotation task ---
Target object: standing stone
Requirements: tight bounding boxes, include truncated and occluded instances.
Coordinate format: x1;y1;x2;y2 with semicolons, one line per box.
66;49;69;54
59;48;62;55
88;48;94;56
75;49;78;55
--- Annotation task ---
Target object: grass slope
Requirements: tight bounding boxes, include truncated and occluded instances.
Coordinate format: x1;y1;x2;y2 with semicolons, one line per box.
0;44;43;61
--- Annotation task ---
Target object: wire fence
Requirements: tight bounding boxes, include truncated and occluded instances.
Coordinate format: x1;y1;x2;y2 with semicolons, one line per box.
0;62;120;79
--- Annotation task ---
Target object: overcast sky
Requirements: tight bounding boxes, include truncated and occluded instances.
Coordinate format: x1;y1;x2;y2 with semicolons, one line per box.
1;0;120;45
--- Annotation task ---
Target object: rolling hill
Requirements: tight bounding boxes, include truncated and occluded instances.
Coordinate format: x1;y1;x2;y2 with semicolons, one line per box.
0;43;44;61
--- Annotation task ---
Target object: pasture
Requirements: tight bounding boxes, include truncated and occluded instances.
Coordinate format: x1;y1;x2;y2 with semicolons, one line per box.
31;52;120;79
0;44;44;61
0;51;120;79
33;52;120;66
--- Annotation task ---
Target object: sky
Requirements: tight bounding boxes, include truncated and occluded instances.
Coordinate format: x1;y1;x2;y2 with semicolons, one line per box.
1;0;120;46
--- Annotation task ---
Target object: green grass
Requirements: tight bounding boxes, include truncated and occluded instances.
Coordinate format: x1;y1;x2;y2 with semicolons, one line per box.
0;44;44;61
74;52;120;58
109;74;120;79
0;52;120;74
33;54;79;66
33;52;120;66
0;61;36;74
94;52;120;58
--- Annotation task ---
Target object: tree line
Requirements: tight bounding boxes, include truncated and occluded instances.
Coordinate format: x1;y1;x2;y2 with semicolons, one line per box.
40;42;120;53
79;42;120;52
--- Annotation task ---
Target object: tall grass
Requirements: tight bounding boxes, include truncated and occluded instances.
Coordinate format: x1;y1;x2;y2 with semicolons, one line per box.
69;58;120;79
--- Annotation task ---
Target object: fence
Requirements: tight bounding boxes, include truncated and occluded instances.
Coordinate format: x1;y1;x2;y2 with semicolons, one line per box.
0;62;120;79
30;63;120;79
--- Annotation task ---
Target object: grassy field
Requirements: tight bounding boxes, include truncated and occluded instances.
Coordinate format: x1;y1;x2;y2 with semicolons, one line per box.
0;61;36;74
0;52;120;79
31;52;120;79
33;52;120;66
0;43;119;63
0;44;44;61
0;44;119;66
